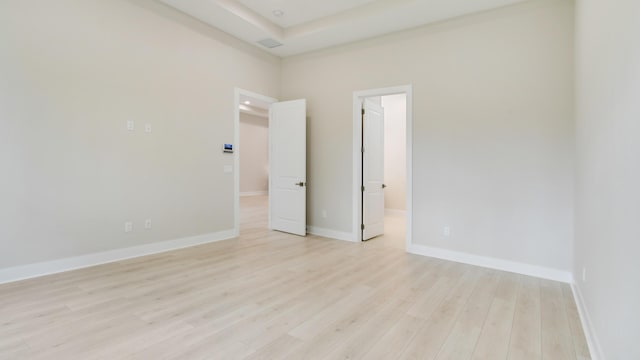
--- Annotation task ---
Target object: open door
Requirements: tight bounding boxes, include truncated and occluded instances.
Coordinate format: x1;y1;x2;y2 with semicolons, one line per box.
269;99;307;236
362;99;385;240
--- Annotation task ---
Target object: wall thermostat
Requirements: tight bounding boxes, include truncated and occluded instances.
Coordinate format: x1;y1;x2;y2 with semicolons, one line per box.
223;143;233;153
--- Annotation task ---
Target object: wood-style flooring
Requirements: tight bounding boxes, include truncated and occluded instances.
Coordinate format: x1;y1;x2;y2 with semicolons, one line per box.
0;195;590;359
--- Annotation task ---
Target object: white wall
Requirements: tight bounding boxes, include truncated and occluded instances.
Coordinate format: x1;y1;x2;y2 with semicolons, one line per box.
239;113;269;194
282;0;574;272
574;0;640;358
381;94;406;211
0;0;280;269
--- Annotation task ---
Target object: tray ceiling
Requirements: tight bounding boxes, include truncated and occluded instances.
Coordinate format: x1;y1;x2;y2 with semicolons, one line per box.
158;0;527;57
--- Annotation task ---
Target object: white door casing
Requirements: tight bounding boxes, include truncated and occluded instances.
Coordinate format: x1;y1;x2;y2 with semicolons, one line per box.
269;99;307;236
352;85;412;247
362;99;385;240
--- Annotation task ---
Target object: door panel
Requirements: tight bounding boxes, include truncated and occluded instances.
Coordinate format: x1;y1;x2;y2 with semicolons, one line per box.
362;99;385;240
270;99;307;236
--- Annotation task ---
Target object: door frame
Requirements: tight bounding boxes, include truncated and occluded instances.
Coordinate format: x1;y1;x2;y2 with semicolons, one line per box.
351;85;413;249
234;88;278;236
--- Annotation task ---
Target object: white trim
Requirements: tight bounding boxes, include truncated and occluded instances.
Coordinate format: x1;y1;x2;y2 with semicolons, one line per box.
571;283;603;360
407;244;572;283
0;229;236;285
352;85;413;245
267;105;273;230
384;208;406;216
240;191;268;197
234;88;278;236
306;226;353;242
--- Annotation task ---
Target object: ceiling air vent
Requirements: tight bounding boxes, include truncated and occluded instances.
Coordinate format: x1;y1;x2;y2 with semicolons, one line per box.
257;38;283;49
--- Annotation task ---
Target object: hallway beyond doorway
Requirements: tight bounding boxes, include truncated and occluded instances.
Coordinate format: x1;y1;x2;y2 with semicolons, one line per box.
364;212;406;250
241;194;405;251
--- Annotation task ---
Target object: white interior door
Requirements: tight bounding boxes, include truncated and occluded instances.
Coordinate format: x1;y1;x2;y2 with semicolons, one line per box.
362;99;385;240
269;99;307;236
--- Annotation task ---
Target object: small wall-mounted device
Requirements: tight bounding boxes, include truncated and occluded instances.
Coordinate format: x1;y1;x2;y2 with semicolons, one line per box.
223;143;233;153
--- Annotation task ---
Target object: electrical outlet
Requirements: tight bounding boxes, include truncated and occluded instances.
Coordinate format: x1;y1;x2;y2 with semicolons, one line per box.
322;210;327;218
144;219;152;230
144;123;152;133
443;226;451;237
124;221;133;233
582;267;587;282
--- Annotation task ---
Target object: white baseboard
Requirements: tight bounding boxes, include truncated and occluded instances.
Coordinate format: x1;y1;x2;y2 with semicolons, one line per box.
571;283;603;360
385;209;406;216
0;229;236;285
407;244;572;283
306;226;354;242
240;191;268;197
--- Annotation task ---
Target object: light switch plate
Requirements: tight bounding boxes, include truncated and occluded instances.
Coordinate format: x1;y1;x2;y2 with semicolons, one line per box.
127;121;135;131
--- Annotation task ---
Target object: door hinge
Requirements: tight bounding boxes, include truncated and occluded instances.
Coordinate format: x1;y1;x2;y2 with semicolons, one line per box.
361;147;365;153
361;185;365;192
361;224;365;230
361;108;365;115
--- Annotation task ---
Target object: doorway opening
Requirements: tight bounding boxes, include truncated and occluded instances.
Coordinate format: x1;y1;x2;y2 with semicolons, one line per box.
234;88;277;236
352;86;412;250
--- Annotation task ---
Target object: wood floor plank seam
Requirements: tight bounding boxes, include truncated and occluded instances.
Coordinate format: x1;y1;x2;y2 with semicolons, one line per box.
498;275;520;360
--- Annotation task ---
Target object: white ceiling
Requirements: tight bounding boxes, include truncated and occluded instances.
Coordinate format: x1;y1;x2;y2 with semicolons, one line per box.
239;94;269;118
236;0;379;28
239;94;270;110
159;0;528;57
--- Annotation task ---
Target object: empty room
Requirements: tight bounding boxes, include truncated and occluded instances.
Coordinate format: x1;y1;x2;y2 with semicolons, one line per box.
0;0;638;359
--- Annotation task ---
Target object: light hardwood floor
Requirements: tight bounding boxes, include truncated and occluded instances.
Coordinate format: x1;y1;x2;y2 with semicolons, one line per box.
0;195;590;359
